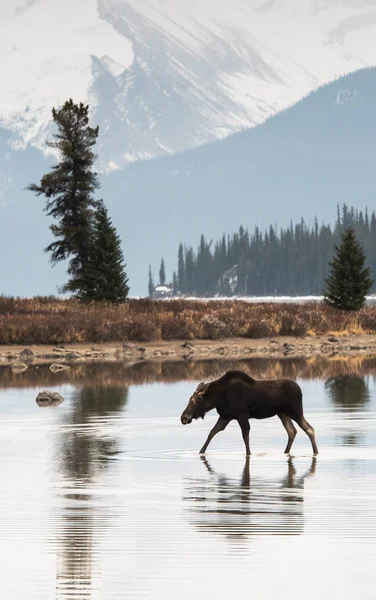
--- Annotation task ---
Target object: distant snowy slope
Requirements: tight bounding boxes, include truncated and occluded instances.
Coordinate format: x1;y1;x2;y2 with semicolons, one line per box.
1;0;376;171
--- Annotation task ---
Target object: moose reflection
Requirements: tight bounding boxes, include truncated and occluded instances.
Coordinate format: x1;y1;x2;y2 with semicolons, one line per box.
183;457;316;542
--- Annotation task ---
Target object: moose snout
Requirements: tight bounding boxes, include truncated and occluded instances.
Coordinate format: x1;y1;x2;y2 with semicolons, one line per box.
181;414;192;425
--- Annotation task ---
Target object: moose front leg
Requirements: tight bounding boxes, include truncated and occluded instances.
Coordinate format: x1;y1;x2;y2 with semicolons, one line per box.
237;416;251;456
199;416;231;454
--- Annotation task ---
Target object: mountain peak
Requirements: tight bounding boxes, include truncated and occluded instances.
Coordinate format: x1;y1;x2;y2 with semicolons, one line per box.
1;0;376;168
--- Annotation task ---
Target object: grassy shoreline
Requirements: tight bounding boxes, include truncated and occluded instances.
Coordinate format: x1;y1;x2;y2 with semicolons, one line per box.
2;296;376;368
1;297;376;345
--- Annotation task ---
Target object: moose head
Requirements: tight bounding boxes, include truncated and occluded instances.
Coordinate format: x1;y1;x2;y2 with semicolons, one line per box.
180;381;211;424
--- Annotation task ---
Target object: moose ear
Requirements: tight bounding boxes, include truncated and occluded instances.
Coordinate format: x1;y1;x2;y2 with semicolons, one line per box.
200;383;210;395
195;382;210;395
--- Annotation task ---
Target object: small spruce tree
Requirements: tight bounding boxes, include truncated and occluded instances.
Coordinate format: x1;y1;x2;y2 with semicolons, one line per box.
159;258;166;286
79;202;129;303
148;265;154;298
324;228;372;310
28;100;100;293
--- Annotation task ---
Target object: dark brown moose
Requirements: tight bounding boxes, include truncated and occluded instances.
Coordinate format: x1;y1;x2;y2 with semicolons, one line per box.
180;370;318;455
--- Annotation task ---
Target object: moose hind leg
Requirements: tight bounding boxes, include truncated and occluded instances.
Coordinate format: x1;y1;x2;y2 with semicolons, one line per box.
296;415;319;455
278;413;297;454
237;417;251;456
199;416;231;455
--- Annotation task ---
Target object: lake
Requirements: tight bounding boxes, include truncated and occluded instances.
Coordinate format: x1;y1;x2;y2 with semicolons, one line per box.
1;357;376;599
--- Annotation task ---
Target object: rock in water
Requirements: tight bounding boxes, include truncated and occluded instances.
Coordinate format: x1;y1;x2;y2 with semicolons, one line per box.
49;363;69;372
36;391;65;407
11;360;28;372
19;349;35;364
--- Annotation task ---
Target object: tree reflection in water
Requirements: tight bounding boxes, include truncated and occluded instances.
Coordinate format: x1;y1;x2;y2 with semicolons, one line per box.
325;375;370;446
183;456;316;544
55;385;128;598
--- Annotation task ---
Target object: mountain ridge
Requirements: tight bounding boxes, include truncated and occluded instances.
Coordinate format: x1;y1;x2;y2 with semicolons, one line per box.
99;65;376;294
2;0;376;172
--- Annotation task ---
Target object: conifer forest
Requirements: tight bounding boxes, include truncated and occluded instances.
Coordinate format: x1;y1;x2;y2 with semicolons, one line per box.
167;205;376;297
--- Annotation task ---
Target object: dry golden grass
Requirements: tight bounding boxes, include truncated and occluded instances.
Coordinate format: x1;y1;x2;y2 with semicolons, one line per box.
1;296;376;344
327;330;349;337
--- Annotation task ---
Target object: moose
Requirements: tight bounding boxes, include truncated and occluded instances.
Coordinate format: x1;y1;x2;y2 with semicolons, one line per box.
180;370;318;455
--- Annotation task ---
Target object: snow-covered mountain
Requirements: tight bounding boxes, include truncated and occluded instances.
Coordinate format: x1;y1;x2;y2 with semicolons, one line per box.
2;1;376;297
1;0;376;173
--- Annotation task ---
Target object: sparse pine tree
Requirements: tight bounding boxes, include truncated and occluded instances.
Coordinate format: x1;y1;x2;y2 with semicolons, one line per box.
79;202;129;303
159;258;166;286
324;228;372;310
148;265;154;298
28;100;100;294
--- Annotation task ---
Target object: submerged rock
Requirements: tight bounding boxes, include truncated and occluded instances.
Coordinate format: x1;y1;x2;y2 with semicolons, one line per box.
36;391;65;407
65;351;82;359
49;363;70;372
11;360;28;372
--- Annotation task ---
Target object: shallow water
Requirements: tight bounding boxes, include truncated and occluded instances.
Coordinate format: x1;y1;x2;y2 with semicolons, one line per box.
1;360;376;599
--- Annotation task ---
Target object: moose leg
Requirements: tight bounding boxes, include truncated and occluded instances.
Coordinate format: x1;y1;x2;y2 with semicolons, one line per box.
199;416;231;455
296;415;319;455
278;413;297;454
237;417;251;456
241;456;251;487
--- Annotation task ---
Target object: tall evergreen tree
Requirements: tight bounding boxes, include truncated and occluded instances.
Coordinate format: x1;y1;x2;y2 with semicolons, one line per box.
185;248;195;294
324;228;372;310
172;271;178;295
177;243;186;293
148;265;154;298
159;258;166;286
28;100;100;293
79;202;129;303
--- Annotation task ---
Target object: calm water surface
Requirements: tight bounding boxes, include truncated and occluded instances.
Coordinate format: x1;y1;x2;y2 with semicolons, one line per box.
1;359;376;599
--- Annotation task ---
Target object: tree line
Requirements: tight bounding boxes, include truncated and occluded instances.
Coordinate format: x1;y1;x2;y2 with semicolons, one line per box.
155;205;376;297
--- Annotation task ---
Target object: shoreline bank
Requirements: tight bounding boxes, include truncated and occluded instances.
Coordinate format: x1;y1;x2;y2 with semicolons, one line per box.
2;334;376;369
